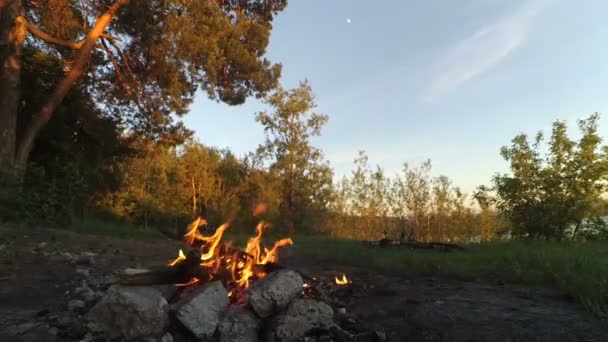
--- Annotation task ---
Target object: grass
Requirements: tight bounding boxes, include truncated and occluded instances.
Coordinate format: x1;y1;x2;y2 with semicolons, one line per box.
282;235;608;320
66;219;165;240
41;221;608;319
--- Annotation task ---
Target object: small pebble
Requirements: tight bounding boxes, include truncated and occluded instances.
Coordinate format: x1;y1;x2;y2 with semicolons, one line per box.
337;307;347;315
75;268;90;277
373;329;387;342
161;332;173;342
68;299;86;312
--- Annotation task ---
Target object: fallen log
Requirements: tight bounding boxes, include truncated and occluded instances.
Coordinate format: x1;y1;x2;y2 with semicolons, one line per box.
362;239;464;251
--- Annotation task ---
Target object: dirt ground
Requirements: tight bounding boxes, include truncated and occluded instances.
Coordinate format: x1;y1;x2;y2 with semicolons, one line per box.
0;225;604;341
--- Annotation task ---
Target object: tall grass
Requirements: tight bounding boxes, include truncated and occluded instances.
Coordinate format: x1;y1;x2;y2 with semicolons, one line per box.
283;236;608;319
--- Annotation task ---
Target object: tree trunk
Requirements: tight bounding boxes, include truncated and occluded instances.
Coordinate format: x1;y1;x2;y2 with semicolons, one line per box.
0;0;24;199
13;0;129;174
191;176;197;217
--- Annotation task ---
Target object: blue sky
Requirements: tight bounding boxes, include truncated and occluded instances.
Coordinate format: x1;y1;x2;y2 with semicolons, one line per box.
183;0;608;193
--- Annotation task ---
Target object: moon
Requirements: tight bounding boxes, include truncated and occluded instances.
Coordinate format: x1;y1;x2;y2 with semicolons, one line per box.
347;18;351;24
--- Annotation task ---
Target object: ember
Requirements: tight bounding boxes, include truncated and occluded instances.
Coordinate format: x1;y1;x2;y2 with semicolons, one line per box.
335;273;351;285
167;217;293;301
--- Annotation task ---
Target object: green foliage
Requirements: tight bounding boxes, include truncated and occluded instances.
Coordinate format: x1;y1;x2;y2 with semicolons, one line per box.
490;114;608;239
329;153;499;242
11;49;129;224
285;236;608;319
16;161;86;225
255;81;333;232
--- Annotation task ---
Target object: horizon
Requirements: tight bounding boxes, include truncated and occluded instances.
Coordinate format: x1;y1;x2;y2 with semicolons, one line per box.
183;0;608;194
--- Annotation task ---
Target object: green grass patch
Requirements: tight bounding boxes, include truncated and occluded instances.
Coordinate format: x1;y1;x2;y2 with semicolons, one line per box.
66;219;165;240
282;236;608;319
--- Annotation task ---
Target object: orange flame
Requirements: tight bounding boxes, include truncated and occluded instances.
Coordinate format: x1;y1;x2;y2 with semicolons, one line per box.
168;249;186;266
335;274;350;285
176;277;200;287
168;216;293;296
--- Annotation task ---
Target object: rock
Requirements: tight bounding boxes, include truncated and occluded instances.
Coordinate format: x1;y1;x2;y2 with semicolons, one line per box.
173;281;228;339
75;285;97;303
82;290;97;304
152;284;178;301
68;299;86;312
372;329;387;342
66;320;87;339
75;285;91;296
86;285;169;340
20;323;57;342
78;332;94;342
75;268;90;277
161;332;174;342
246;270;304;318
272;299;334;342
54;314;75;328
218;306;261;342
76;253;96;266
337;307;347;315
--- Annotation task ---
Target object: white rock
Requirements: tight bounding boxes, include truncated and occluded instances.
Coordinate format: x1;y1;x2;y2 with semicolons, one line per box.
173;281;229;339
218;306;260;342
246;270;304;318
272;299;334;342
86;285;169;340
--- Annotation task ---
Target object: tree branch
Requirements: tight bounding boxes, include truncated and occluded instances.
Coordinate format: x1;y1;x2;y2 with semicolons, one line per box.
106;38;133;76
25;20;121;50
15;0;130;170
26;21;83;49
100;38;131;95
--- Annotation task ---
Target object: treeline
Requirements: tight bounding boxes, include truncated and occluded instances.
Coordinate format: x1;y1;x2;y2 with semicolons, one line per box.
2;1;608;242
8;52;608;241
327;153;503;242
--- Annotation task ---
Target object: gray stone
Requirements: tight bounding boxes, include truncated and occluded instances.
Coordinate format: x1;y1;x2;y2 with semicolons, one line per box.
173;281;228;339
68;299;86;312
246;270;304;318
372;329;387;342
161;332;174;342
21;323;57;342
86;285;169;340
152;284;178;301
75;286;97;303
75;268;90;277
272;299;334;342
54;314;75;328
218;306;261;342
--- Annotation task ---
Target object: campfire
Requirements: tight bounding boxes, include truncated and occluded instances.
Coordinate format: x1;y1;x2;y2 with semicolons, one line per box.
82;215;375;342
165;217;294;303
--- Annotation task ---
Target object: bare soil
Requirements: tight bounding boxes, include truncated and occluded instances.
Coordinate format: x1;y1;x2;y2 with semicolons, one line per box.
0;225;604;341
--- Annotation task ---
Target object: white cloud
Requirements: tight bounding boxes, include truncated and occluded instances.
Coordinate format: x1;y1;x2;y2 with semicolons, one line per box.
425;0;551;101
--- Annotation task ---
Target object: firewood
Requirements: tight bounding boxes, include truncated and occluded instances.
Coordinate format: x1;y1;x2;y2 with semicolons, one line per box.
118;249;205;285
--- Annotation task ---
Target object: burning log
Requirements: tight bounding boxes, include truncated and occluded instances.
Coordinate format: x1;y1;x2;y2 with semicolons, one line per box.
118;249;205;285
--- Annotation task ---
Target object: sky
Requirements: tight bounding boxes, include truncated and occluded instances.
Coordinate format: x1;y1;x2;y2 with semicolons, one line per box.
183;0;608;193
